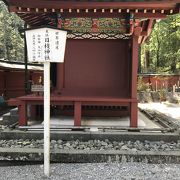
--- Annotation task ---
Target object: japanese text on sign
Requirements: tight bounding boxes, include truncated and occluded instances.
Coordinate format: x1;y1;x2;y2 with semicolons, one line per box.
25;27;67;63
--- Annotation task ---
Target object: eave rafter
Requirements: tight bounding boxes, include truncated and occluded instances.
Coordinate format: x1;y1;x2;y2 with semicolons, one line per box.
6;0;180;10
9;7;178;18
17;12;57;26
132;19;154;44
7;0;179;17
3;0;179;43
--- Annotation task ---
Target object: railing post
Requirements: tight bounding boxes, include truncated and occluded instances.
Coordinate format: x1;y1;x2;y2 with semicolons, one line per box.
74;101;82;126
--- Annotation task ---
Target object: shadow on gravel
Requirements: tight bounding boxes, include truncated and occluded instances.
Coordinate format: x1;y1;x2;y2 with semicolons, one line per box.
0;161;43;167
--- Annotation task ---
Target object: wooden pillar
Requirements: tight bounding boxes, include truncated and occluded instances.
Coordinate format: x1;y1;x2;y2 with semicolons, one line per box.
24;23;29;95
56;63;65;91
130;35;139;127
74;101;81;126
30;105;36;119
3;71;7;98
19;101;27;126
56;16;65;92
130;102;138;127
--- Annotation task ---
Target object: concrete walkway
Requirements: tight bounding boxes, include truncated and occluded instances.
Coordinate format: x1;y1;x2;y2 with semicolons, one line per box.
27;111;160;129
138;102;180;120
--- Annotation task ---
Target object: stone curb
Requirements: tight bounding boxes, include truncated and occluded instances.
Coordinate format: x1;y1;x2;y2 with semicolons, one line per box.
0;130;179;142
0;148;180;164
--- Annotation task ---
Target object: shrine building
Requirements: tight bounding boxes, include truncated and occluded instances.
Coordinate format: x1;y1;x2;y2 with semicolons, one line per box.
3;0;179;127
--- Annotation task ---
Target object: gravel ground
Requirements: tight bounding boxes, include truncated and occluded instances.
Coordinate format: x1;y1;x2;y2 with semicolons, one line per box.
0;139;180;152
1;162;180;180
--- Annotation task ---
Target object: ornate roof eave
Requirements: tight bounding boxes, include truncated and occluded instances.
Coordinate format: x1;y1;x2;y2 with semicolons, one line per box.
3;1;179;25
3;0;179;44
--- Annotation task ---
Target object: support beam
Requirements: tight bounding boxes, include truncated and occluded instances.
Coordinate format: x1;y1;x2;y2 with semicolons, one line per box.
134;26;142;37
24;23;28;94
130;35;139;127
130;102;138;127
56;63;65;91
74;101;81;126
141;19;154;43
147;19;154;36
3;71;7;98
19;101;27;126
131;36;138;99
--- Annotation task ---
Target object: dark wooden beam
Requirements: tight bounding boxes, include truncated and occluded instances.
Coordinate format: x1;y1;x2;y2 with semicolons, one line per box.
141;19;154;43
138;36;143;44
131;35;139;99
134;12;167;19
146;19;154;36
9;7;179;15
7;0;179;10
134;27;142;37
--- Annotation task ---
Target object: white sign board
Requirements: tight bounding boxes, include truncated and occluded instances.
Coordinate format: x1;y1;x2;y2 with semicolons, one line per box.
25;27;67;177
31;85;44;92
25;27;67;62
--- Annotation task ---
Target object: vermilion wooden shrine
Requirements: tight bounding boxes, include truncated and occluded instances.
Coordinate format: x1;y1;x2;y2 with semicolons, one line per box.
4;0;179;127
0;60;43;99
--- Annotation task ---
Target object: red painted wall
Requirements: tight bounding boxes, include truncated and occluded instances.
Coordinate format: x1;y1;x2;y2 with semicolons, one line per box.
5;71;25;99
58;39;131;98
1;68;179;100
0;70;43;99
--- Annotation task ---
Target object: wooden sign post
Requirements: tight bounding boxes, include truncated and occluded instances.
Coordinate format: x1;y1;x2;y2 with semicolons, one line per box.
25;27;67;177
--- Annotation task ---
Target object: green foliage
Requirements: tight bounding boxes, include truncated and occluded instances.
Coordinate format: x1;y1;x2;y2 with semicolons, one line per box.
158;88;167;101
137;77;150;92
0;0;24;61
141;14;180;73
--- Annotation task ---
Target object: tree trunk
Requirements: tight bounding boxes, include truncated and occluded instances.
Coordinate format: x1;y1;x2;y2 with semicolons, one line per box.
156;46;160;68
171;58;176;73
144;50;150;72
